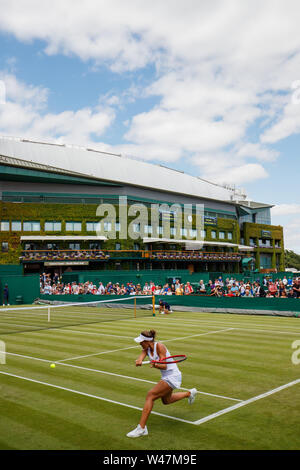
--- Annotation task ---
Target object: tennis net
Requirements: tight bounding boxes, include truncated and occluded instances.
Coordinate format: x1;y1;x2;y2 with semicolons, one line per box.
0;295;155;335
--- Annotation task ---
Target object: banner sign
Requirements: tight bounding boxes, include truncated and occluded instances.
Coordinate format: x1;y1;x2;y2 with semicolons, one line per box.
204;216;217;226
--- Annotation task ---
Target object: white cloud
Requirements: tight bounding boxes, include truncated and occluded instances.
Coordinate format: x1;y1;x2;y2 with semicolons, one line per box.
271;205;300;254
272;204;300;216
0;72;115;148
2;1;300;185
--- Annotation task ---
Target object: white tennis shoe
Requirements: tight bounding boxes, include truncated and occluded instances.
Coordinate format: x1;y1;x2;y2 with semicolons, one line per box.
188;388;197;405
126;424;148;438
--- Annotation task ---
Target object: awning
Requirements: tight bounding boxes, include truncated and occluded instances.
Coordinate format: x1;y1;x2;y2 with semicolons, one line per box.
242;257;255;265
143;238;254;250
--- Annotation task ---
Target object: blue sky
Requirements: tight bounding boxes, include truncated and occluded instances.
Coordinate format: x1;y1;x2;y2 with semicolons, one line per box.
0;1;300;253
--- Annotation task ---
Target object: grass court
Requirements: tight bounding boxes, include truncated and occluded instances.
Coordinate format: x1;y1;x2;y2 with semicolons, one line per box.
0;303;299;450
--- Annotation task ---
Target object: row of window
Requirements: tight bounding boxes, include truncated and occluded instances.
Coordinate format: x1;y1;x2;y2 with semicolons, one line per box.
0;220;233;240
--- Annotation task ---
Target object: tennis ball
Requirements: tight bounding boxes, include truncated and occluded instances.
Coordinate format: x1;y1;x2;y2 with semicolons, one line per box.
50;363;56;368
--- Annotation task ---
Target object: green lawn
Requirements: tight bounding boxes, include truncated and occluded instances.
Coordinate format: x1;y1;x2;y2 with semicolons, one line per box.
0;306;300;450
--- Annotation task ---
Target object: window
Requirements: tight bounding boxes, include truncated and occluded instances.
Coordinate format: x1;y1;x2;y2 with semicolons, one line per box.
115;222;120;232
11;221;21;231
66;221;82;231
86;221;100;232
69;243;80;250
133;223;140;233
170;227;176;236
47;243;59;250
89;242;101;249
228;232;233;240
219;231;225;239
180;228;187;237
115;243;121;250
45;221;62;231
1;242;8;252
158;226;164;235
211;230;216;239
23;221;40;231
144;225;153;234
200;229;206;238
103;222;112;232
189;229;197;238
0;221;9;231
24;243;35;250
134;243;140;250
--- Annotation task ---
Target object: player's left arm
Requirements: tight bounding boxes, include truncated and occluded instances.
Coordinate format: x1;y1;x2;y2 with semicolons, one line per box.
151;342;167;370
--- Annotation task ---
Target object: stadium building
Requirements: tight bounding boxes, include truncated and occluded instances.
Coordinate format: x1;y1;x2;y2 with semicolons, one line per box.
0;136;284;277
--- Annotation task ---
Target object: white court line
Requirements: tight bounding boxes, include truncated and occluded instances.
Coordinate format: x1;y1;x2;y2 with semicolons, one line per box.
122;317;300;336
0;370;194;425
156;316;300;332
4;350;242;402
57;328;234;363
193;377;300;425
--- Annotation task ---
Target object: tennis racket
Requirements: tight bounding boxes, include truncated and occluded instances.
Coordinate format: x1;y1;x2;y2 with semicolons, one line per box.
142;354;187;365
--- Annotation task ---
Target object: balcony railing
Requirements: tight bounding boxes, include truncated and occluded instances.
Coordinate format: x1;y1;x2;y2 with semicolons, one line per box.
21;250;110;262
20;249;242;263
145;251;242;261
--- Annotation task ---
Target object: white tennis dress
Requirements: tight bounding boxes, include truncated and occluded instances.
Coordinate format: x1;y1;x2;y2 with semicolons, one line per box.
147;342;182;390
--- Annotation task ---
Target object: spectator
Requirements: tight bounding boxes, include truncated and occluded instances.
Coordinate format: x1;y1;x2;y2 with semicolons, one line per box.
292;278;300;298
199;280;206;293
256;282;266;297
184;282;193;295
230;283;239;297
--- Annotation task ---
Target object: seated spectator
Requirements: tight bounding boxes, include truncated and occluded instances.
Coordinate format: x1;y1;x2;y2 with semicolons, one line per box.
268;282;278;296
256;282;266;297
244;289;253;297
277;281;287;298
199;280;206;293
175;284;183;295
184;282;194;295
230;283;240;297
292;279;300;298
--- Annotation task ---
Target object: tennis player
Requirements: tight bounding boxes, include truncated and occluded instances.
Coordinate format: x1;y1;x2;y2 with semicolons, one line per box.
127;330;197;438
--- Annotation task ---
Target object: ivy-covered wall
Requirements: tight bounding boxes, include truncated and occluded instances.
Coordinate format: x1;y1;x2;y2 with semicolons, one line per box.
0;201;240;265
242;222;284;271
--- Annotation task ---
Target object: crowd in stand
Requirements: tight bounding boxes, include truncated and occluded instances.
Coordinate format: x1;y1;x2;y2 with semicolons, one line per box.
40;272;300;298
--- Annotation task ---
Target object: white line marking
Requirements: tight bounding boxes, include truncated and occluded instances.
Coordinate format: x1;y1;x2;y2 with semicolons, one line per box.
56;345;138;363
0;370;194;425
193;378;300;425
56;328;234;363
4;351;242;402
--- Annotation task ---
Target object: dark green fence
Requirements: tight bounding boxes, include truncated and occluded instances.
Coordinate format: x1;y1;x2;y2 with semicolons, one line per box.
39;293;300;315
0;274;40;305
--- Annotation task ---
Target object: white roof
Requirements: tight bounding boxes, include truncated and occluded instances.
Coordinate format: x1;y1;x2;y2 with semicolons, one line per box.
0;136;243;203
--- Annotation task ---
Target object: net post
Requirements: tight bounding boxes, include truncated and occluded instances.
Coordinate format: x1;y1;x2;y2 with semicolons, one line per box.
152;295;156;316
48;306;50;323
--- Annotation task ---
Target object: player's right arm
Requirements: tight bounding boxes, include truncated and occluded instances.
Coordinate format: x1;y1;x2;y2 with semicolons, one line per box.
135;349;147;366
